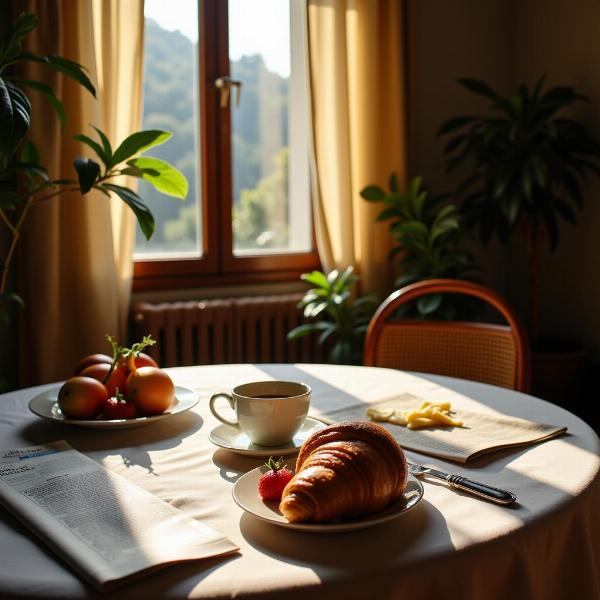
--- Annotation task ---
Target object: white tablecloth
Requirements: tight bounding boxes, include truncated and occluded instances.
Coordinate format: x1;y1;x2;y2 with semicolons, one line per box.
0;364;599;599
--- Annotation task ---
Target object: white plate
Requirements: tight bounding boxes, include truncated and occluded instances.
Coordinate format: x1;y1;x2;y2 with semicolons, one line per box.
28;386;199;429
209;416;327;457
232;466;424;533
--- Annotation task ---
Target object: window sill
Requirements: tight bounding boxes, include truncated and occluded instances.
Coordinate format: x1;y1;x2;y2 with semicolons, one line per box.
132;264;319;293
131;278;309;304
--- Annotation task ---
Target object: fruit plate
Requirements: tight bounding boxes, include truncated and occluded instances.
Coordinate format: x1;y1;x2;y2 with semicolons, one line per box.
232;466;424;533
28;386;198;429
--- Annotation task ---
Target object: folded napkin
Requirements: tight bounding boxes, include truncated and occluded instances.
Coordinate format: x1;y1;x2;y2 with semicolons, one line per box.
315;393;567;463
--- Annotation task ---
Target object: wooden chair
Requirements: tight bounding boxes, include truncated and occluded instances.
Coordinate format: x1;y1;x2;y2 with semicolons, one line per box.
363;279;531;392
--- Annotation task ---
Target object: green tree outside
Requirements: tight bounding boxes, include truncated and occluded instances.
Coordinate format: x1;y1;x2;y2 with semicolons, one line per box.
138;19;291;254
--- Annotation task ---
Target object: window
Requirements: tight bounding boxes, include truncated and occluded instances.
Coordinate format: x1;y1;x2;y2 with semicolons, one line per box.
134;0;318;290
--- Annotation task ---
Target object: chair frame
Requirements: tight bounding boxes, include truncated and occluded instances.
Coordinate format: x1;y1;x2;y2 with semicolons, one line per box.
364;279;531;392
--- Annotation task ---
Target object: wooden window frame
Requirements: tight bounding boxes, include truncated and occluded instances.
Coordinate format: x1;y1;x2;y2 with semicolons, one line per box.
133;0;320;292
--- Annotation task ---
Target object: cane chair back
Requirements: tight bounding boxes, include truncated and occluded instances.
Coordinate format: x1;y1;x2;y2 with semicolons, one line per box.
364;279;531;392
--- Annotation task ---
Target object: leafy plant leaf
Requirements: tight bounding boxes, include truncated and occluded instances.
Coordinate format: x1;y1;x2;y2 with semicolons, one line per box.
417;294;443;316
0;291;25;324
329;340;352;365
301;271;329;289
326;269;340;285
375;207;402;222
408;176;423;198
458;78;499;101
7;291;24;307
101;183;155;240
10;78;66;128
127;157;188;198
0;13;38;64
19;53;96;97
73;157;100;194
111;130;171;166
120;166;146;177
304;301;328;319
286;322;330;340
93;184;111;197
0;78;31;162
334;266;356;292
318;324;337;346
434;204;456;222
91;126;112;163
360;185;386;201
73;134;108;166
391;220;429;237
11;161;48;180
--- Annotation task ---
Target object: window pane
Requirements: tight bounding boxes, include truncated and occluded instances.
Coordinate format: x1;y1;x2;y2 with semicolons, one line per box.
135;0;202;258
229;0;311;255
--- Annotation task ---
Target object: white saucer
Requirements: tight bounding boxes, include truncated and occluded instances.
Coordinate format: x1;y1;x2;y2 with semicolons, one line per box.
208;416;327;457
232;466;424;533
28;386;198;429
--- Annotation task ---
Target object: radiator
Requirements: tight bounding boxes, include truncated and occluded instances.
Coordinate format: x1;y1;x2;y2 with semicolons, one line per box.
130;293;326;367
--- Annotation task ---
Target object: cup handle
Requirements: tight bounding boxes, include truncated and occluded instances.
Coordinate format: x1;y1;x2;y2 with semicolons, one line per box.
209;392;239;427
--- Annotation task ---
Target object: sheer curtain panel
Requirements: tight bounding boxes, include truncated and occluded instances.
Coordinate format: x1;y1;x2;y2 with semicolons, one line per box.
307;0;408;295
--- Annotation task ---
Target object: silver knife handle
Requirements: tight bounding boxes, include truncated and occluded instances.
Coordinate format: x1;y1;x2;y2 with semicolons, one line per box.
447;475;517;505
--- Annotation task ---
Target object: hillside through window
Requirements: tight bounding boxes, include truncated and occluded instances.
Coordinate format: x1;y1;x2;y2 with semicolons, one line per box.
135;0;316;287
137;0;201;258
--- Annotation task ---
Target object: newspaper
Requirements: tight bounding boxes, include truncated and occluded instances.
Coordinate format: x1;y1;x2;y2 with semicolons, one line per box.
316;393;567;463
0;441;238;590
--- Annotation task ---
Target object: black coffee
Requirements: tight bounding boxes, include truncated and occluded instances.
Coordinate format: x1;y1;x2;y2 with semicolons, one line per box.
251;394;293;399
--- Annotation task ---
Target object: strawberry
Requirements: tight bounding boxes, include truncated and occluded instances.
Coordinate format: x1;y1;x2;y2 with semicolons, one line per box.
102;391;137;420
258;457;294;501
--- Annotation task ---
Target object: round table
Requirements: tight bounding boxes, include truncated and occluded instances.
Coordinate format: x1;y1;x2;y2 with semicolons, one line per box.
1;364;599;600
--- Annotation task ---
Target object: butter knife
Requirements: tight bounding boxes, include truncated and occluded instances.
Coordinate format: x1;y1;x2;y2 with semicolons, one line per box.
407;462;517;505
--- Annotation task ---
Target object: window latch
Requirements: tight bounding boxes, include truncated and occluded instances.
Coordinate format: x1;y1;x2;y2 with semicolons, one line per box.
215;76;242;108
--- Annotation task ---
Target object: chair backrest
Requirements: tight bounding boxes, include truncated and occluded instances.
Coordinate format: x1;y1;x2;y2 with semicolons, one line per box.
363;279;531;392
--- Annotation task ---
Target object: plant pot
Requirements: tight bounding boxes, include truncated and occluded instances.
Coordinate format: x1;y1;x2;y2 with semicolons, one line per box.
531;340;588;407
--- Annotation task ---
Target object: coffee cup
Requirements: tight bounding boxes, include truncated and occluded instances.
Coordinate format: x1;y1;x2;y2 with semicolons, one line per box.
209;380;311;446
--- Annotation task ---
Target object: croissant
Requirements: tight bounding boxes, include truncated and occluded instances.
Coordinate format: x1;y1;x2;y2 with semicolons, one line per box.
279;421;407;523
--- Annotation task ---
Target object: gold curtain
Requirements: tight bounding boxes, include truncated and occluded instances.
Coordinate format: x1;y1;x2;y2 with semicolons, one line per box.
14;0;144;384
307;0;408;296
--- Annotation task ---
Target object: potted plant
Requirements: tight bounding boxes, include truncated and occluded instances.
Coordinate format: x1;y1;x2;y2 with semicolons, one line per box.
360;175;478;318
287;267;378;365
438;77;600;401
0;13;187;389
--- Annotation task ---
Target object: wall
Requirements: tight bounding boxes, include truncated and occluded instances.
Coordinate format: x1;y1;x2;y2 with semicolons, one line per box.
410;0;515;297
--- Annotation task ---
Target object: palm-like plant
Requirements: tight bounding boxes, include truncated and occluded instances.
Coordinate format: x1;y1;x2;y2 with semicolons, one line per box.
438;77;600;342
287;267;378;365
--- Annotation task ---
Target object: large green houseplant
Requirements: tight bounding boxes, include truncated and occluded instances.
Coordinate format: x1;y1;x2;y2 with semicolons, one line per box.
360;175;477;318
0;13;187;321
438;77;600;345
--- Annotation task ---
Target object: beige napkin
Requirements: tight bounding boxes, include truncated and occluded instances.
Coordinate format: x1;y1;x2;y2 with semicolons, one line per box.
315;393;567;463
